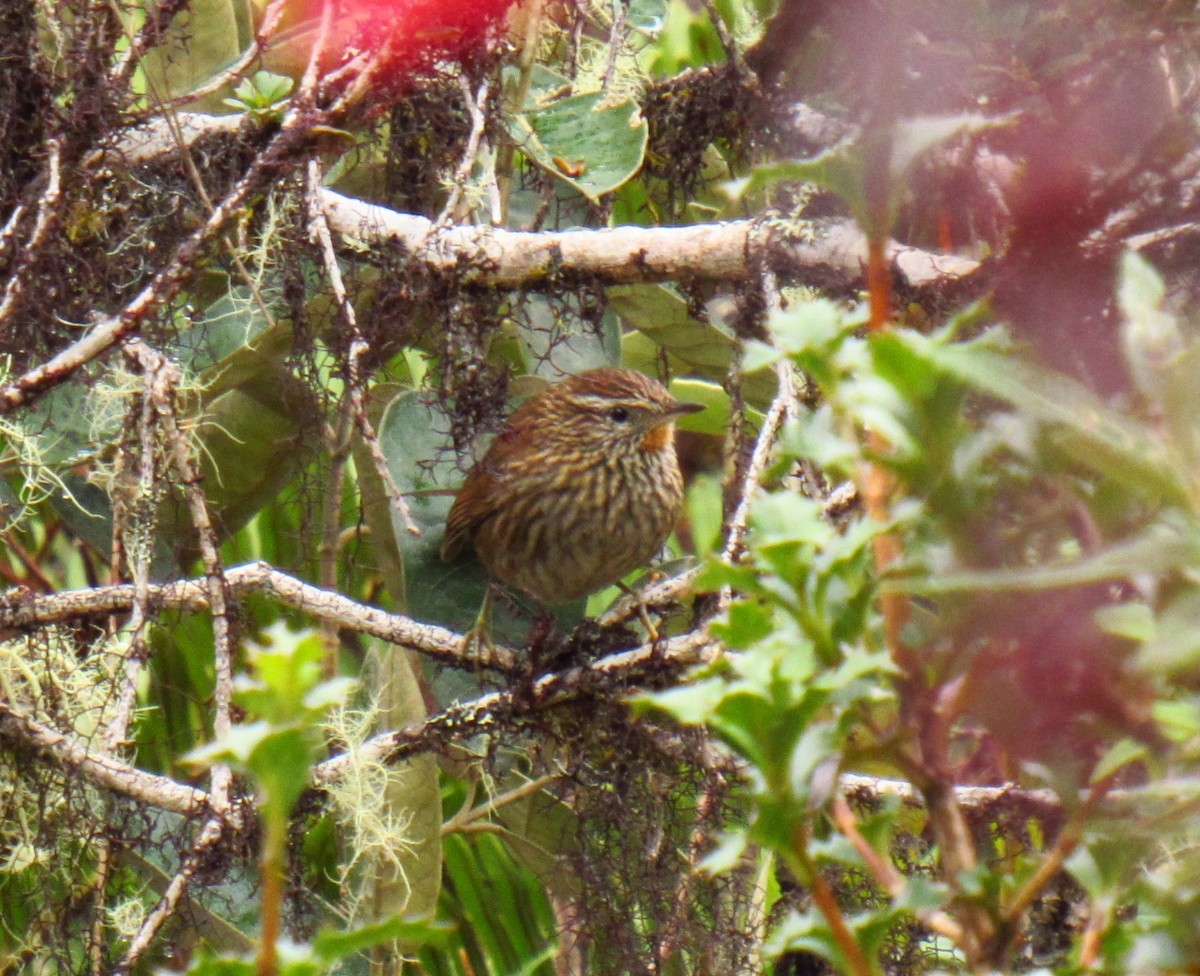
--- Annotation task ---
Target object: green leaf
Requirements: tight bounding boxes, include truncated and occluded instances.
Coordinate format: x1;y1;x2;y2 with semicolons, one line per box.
612;284;734;368
1092;738;1149;785
613;285;779;408
510;93;648;202
640;677;731;724
768;300;846;356
698;830;749;875
377;391;486;629
1136;589;1200;676
668;377;757;435
1119;251;1185;407
896;524;1200;594
749;493;829;547
686;474;724;559
1159;336;1200;485
511;296;620;376
1152;699;1200;742
890;112;1013;178
1093;602;1155;642
226;71;295;114
139;0;249;113
313;916;453;960
724;143;866;222
934;343;1191;506
173;285;292;397
361;646;444;922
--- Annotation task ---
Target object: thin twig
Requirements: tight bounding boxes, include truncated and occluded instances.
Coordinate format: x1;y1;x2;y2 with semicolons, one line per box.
112;819;225;974
793;824;875;976
106;352;166;750
314;630;722;779
722;359;798;562
0;125;300;413
0;700;210;816
441;773;561;834
0;139;62;332
304;161;420;536
319;397;356;678
0;33;397;416
439;75;494;225
832;792;964;944
698;0;750;76
1001;776;1115;926
0;202;25;264
131;341;236;813
601;0;628;94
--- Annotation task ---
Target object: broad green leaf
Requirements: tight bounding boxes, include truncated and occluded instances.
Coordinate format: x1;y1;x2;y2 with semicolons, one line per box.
768;300;846;356
668;377;760;434
375;391;490;633
1135;589;1200;677
360;645;443;926
1152;699;1200;742
640;677;731;724
1160;339;1200;481
350;383;411;609
896;524;1200;594
615;287;736;368
495;778;585;902
513;296;620;376
313;915;453;961
189;367;314;542
934;343;1191;506
173;285;293;399
1093;602;1155;642
140;0;250;113
685;473;723;559
510;93;648;202
612;284;777;406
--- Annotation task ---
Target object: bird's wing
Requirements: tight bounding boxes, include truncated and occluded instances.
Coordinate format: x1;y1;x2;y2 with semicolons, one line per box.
438;418;530;562
440;463;497;561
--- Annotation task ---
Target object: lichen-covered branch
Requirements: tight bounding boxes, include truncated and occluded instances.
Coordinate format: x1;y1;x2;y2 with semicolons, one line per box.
0;701;210;817
320;187;978;292
0;562;520;673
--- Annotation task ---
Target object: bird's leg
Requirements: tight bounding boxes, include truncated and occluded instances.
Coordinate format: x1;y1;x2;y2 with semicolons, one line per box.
461;584;497;668
618;580;660;643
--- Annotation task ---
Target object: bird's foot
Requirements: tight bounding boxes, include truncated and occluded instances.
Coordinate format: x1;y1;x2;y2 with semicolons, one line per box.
618;580;661;643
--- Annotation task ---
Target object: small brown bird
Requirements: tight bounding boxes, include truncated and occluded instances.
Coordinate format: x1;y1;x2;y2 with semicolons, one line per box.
440;368;704;606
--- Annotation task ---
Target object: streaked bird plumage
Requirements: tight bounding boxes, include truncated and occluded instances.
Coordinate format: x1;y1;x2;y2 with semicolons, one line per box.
441;368;703;605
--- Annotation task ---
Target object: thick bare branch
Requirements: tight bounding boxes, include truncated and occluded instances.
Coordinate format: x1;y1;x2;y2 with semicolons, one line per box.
320;187;978;291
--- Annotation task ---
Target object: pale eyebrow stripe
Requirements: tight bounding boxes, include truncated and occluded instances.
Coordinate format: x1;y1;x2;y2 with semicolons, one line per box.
570;394;646;410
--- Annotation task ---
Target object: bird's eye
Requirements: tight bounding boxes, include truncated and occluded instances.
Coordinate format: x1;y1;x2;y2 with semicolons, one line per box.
608;406;630;423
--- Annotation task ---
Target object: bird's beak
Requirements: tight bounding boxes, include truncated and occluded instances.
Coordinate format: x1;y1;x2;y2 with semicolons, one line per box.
654;400;705;426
